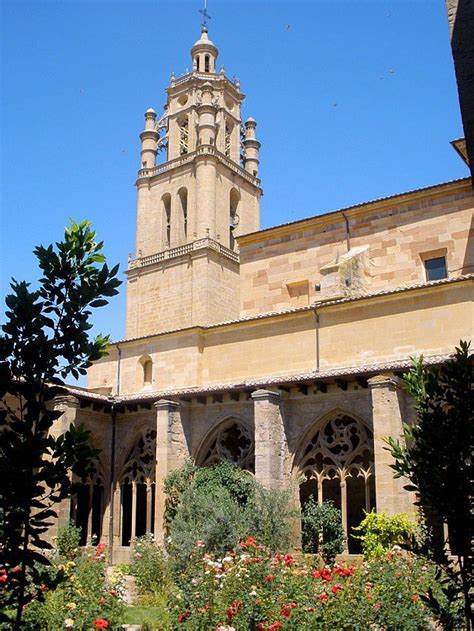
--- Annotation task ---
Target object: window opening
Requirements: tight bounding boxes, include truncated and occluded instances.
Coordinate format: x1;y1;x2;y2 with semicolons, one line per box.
204;55;210;72
297;414;375;553
179;117;189;155
424;256;447;281
225;120;232;157
143;359;152;387
163;194;171;247
178;188;188;238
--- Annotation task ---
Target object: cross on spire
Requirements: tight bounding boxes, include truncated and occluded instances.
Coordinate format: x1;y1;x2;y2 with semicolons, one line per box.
199;0;211;30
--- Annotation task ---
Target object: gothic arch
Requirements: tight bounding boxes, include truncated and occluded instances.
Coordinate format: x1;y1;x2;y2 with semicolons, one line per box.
293;408;375;553
72;453;108;545
195;415;254;472
118;428;157;546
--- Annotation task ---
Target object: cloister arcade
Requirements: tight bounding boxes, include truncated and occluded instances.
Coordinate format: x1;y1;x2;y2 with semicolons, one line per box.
71;409;375;554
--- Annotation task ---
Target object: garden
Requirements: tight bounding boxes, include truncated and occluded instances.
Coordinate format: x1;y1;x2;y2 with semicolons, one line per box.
1;460;464;630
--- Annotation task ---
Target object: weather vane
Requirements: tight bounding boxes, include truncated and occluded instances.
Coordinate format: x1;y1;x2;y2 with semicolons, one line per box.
199;0;211;30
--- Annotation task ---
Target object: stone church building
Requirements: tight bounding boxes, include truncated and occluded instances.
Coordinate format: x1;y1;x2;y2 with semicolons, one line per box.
52;27;473;562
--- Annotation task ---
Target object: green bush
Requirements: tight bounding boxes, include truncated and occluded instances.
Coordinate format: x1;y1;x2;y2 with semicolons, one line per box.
165;462;295;578
130;534;169;596
353;510;417;559
168;540;453;630
301;498;344;563
56;521;82;561
22;544;124;629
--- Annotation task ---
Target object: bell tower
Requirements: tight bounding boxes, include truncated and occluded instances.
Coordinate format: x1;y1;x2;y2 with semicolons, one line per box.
126;27;262;338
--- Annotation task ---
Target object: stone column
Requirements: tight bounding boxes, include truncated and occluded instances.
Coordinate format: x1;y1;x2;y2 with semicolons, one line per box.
251;389;287;489
368;374;415;515
154;400;189;542
49;395;80;540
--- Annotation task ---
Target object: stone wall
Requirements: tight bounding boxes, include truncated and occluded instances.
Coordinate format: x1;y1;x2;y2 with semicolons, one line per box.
238;180;473;316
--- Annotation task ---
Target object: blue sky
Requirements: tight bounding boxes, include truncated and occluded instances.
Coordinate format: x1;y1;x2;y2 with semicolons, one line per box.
1;0;468;354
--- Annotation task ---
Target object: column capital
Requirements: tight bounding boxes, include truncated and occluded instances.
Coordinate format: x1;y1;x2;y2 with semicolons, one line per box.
154;399;180;411
251;388;281;403
52;394;80;411
367;372;401;390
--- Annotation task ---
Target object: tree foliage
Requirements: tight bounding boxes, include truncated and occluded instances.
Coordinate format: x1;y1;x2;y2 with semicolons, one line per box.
301;498;344;563
0;220;120;628
164;461;296;578
386;341;473;630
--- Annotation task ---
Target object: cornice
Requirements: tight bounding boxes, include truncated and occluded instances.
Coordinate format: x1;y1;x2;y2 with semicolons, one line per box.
126;237;239;275
136;145;262;190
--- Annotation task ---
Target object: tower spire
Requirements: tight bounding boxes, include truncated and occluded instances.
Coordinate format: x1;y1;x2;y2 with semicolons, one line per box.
199;0;211;31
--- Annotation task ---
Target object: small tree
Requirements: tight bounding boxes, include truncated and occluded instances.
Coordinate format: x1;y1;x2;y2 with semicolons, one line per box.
301;498;344;563
0;220;121;628
386;341;473;630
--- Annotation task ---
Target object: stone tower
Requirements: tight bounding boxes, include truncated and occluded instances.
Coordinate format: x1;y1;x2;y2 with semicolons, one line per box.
126;27;263;338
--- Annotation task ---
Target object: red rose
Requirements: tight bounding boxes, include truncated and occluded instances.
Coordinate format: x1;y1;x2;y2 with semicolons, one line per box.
178;612;191;623
264;574;274;582
93;619;109;629
0;575;7;584
319;593;328;602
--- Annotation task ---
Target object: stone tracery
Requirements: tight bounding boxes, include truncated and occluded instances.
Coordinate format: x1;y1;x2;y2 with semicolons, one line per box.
297;413;375;552
200;419;254;472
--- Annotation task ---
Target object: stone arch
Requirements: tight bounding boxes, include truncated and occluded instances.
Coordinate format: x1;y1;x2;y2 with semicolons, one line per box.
177;186;188;240
72;454;107;545
118;428;157;546
195;415;254;472
293;408;375;553
229;188;240;250
162;193;172;247
138;354;153;390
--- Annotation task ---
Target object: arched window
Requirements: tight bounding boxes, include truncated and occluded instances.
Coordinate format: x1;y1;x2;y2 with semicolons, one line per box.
295;413;375;553
71;457;105;546
178;116;189;155
196;56;200;72
119;429;157;546
204;54;210;73
224;120;232;157
143;360;152;387
162;193;171;247
229;188;240;250
197;419;254;472
178;187;188;239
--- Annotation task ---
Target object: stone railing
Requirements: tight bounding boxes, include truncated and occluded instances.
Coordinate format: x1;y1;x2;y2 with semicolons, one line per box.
171;71;240;89
137;145;260;188
128;238;239;270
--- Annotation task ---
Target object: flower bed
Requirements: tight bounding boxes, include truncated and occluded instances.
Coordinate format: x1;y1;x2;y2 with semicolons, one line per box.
170;538;440;630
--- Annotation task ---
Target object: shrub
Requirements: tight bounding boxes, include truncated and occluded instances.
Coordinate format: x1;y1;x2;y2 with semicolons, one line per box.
130;534;169;596
165;462;295;578
244;485;296;553
169;539;447;630
301;498;344;563
21;544;125;630
353;510;417;559
56;521;82;561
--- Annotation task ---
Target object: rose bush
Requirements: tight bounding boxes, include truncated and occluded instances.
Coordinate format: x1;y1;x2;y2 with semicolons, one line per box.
168;538;454;630
17;544;125;630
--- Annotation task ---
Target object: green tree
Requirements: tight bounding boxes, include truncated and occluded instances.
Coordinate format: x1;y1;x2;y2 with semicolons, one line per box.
0;220;121;629
386;341;473;630
301;498;344;563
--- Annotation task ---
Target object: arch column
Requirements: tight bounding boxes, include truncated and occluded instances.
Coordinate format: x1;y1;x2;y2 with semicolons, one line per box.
368;373;416;515
251;389;288;489
154;399;189;541
49;396;80;542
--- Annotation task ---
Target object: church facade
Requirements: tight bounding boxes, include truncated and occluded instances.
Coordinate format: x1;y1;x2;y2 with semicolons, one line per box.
53;28;473;563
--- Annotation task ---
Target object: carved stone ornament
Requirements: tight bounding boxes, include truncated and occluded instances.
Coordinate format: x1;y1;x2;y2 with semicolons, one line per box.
202;420;254;471
119;429;157;484
300;414;374;482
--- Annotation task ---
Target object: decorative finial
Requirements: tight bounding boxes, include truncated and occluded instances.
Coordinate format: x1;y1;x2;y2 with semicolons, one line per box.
199;0;211;31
